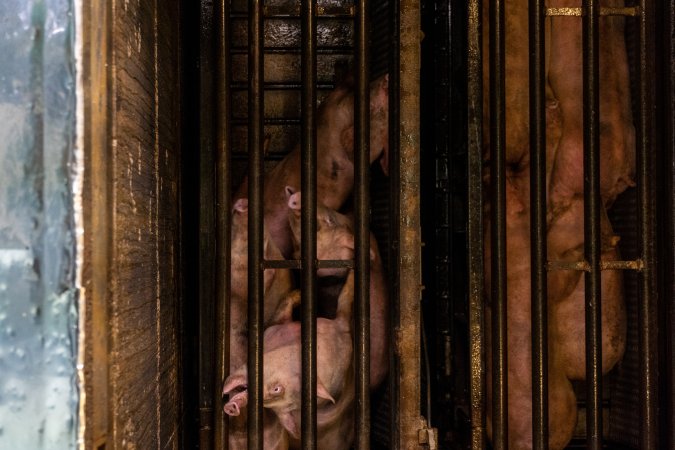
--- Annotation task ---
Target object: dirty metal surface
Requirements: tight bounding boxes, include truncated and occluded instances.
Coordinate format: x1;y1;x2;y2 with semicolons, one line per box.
80;0;183;448
397;0;425;447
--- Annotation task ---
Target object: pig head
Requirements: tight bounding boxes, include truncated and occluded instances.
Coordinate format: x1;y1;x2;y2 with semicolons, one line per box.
234;74;389;259
223;272;357;450
286;189;389;388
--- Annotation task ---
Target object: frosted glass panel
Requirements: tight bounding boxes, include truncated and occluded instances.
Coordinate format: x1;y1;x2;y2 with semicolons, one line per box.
0;0;78;448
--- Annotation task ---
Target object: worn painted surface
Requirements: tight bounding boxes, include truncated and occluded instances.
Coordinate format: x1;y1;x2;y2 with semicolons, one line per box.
397;0;425;448
80;0;181;448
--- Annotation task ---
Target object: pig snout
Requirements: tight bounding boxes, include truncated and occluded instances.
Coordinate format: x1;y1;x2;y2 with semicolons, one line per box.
223;389;248;416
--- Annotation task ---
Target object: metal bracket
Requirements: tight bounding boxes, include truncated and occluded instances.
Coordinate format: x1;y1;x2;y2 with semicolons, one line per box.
418;425;439;450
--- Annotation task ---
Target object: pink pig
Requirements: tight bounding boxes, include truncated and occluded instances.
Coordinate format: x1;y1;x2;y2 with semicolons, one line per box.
234;74;389;259
286;189;389;389
223;271;358;450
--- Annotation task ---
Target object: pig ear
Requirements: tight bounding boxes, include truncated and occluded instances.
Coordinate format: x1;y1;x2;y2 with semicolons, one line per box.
278;412;300;439
287;191;302;212
317;379;336;404
233;198;248;213
222;372;247;396
284;185;296;199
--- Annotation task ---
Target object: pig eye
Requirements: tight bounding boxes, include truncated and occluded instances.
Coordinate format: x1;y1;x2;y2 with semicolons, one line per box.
272;385;284;396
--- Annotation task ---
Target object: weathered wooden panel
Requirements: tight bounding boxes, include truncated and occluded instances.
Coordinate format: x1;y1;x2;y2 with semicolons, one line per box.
156;0;182;448
81;0;182;448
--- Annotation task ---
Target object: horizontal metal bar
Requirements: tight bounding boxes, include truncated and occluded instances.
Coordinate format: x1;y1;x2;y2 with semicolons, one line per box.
547;259;645;272
232;118;303;125
230;47;354;55
232;153;286;162
230;83;336;91
545;6;640;16
262;259;355;269
231;11;354;20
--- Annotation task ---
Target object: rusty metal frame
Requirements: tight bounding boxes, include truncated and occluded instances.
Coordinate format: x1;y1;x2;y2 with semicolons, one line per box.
467;0;487;448
79;0;114;448
397;0;426;448
467;0;661;449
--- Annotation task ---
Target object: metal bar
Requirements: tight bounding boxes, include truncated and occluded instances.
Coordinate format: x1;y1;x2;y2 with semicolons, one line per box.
467;0;486;447
388;0;402;445
231;84;337;92
263;259;354;270
354;0;370;446
398;0;424;445
545;6;640;16
300;0;318;446
489;0;508;445
247;0;265;447
231;12;356;19
199;0;217;447
529;0;548;447
547;259;645;272
581;0;602;447
230;47;354;55
638;0;658;447
214;0;232;446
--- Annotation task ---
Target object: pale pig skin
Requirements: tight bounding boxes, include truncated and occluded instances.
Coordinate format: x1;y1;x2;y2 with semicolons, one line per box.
482;0;633;447
234;74;389;259
286;190;389;388
223;271;358;450
228;198;294;449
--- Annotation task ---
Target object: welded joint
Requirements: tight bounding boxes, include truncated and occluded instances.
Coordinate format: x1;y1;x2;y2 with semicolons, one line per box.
418;424;439;450
545;6;640;16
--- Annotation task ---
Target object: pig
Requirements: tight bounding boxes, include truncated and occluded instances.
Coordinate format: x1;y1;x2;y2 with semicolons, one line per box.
228;198;294;449
481;0;633;446
229;198;294;369
223;271;358;450
285;189;389;388
234;74;389;259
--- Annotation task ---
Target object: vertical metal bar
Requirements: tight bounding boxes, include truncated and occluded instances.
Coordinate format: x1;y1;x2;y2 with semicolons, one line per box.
489;0;508;446
581;0;602;448
398;0;424;446
300;0;318;447
467;0;486;447
388;0;401;445
529;0;548;448
247;0;264;447
214;0;232;446
354;0;371;447
199;1;216;447
637;0;658;447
